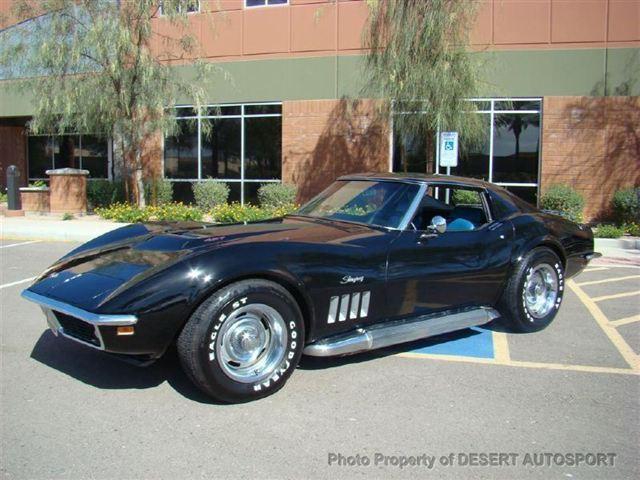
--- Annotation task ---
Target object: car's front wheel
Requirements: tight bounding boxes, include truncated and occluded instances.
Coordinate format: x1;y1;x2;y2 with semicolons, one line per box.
499;247;564;333
177;279;304;403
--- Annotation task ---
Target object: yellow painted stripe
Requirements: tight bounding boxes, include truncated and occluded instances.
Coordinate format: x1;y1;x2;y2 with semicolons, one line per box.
576;275;640;287
610;314;640;327
396;352;639;376
568;280;639;371
584;267;609;272
591;290;640;302
492;331;511;362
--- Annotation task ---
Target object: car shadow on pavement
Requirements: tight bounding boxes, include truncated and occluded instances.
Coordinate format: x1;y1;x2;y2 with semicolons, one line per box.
30;331;226;405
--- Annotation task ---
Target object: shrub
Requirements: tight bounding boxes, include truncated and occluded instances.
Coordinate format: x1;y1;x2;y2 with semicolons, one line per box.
0;190;7;203
593;224;624;239
540;184;584;223
28;180;47;188
152;203;203;222
95;202;203;223
258;183;297;208
62;212;74;221
192;181;229;210
209;203;297;224
452;189;481;205
144;178;173;206
95;203;150;223
623;222;640;237
87;180;125;209
612;187;639;224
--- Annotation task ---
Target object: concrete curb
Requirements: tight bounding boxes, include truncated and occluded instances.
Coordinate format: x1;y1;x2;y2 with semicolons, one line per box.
0;218;128;242
595;237;640;251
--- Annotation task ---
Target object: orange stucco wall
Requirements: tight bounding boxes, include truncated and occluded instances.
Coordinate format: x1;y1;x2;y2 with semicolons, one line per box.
149;0;639;63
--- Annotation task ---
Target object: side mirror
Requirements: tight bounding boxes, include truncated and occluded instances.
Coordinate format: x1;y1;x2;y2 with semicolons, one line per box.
428;215;447;235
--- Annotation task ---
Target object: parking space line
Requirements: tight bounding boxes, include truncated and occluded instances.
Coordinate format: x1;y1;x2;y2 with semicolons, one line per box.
397;352;639;376
0;277;35;290
576;275;640;287
591;290;640;303
568;280;639;371
584;267;609;272
0;240;41;249
610;315;640;327
492;332;510;362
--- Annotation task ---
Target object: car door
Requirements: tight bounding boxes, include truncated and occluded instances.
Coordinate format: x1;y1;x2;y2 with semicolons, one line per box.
385;184;514;319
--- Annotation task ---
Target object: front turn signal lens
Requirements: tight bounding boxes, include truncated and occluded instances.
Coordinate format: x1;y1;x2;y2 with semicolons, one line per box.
116;326;135;336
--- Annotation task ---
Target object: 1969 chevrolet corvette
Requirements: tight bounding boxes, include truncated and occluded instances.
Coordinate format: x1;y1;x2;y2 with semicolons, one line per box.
23;174;599;402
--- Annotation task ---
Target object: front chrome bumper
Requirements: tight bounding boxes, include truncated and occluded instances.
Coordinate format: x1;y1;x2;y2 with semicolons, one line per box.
21;290;137;351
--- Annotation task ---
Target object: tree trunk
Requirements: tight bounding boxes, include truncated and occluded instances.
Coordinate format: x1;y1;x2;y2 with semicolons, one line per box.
134;147;145;208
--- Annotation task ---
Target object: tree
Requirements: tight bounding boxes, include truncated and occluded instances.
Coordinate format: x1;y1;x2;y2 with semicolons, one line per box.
364;0;484;171
0;0;212;206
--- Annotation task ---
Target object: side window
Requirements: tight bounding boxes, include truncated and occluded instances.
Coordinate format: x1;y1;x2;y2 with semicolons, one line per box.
411;185;489;232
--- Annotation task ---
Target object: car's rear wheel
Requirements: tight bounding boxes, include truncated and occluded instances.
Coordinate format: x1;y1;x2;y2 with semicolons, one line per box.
177;279;304;403
499;247;564;333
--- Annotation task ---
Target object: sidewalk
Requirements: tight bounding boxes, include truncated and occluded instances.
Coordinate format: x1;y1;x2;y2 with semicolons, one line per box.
0;214;127;242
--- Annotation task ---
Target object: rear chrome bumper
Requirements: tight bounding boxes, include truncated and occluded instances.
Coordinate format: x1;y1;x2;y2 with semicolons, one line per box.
21;290;137;351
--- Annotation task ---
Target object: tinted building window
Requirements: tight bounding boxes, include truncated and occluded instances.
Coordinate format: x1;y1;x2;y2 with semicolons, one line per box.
201;118;241;179
164;120;198;179
492;113;539;184
245;117;282;179
28;136;52;178
165;103;283;204
392;99;541;206
28;134;109;179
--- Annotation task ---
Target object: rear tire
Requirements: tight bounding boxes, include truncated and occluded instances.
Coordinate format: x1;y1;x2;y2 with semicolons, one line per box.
177;279;305;403
499;247;564;333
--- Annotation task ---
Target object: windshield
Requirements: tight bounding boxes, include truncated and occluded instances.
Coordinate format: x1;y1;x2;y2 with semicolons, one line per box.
297;180;420;229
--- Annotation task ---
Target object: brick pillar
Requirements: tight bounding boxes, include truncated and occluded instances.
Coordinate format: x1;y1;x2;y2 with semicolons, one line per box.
47;168;89;214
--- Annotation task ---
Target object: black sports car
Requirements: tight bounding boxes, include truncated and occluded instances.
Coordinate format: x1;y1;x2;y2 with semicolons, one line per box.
22;174;599;402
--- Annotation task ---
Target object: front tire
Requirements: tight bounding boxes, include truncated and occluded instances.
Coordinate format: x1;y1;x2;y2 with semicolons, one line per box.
499;247;564;333
177;279;305;403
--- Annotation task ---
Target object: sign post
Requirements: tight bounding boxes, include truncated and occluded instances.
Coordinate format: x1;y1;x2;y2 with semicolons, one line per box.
439;131;459;169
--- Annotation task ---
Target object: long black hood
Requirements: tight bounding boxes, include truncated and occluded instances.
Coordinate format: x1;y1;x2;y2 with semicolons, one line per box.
26;216;385;311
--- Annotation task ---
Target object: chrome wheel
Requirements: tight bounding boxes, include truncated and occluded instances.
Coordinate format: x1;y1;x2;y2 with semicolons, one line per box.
215;304;287;384
524;263;558;319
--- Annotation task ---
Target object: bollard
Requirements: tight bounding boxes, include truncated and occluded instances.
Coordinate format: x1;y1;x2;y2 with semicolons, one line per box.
6;165;21;210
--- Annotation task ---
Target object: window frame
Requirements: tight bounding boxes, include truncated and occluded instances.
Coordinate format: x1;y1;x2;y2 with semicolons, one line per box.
27;133;112;182
390;97;542;206
407;182;493;233
244;0;289;8
164;102;283;205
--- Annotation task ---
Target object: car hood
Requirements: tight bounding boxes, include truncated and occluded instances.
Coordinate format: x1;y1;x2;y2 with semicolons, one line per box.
26;216;384;311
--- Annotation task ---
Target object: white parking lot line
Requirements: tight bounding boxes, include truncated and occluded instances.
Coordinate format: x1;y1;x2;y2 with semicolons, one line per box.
0;240;42;249
0;277;35;290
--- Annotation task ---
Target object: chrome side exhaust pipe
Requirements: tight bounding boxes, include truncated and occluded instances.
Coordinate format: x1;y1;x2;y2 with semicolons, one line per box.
303;307;500;357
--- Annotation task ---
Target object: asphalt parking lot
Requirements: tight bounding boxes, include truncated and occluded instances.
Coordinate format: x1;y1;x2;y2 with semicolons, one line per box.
1;240;638;479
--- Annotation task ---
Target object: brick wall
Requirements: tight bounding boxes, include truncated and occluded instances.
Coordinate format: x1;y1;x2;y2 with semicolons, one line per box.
282;99;389;202
0;126;27;190
541;96;640;222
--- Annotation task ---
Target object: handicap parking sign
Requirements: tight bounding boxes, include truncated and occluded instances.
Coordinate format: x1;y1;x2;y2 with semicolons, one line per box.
439;132;459;167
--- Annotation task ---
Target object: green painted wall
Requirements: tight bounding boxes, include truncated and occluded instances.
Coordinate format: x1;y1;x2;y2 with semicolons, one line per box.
1;47;638;116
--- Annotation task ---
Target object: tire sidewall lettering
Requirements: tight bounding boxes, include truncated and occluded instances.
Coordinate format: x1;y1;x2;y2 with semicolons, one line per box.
521;257;564;323
204;292;300;394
